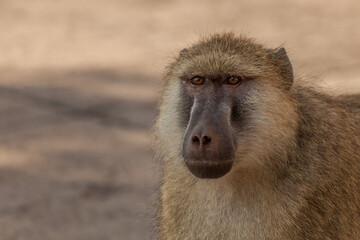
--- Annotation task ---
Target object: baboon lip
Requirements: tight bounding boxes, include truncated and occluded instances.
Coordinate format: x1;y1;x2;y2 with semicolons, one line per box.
186;160;233;166
184;160;234;179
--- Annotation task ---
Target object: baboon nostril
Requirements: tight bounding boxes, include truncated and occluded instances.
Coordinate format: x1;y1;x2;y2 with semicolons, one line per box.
192;136;200;145
202;136;211;145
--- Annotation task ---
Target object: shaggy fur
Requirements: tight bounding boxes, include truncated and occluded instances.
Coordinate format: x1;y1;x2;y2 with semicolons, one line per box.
153;33;360;239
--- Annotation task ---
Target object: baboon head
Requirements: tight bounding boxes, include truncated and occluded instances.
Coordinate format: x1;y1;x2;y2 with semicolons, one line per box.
156;33;297;179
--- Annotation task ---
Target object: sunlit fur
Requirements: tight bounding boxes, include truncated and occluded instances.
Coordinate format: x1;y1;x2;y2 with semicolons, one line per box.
153;33;360;239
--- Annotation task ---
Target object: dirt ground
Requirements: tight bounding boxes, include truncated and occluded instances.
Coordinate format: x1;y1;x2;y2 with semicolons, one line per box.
0;0;359;239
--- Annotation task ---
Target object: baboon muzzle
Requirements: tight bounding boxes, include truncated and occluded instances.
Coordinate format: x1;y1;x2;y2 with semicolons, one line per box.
181;101;235;179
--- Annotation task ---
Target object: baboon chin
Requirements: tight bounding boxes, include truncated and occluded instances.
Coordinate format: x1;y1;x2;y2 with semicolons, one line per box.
154;33;360;240
184;160;234;179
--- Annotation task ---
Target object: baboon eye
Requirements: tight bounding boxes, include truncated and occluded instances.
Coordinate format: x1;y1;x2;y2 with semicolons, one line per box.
190;76;205;85
225;76;242;85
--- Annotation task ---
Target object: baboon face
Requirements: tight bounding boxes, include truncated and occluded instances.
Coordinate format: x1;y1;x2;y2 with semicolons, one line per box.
180;74;243;178
160;34;294;179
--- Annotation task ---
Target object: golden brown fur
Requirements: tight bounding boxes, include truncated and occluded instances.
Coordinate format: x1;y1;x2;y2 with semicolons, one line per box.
153;33;360;239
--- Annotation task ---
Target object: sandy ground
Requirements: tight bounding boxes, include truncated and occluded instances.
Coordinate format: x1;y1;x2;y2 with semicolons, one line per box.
0;0;359;239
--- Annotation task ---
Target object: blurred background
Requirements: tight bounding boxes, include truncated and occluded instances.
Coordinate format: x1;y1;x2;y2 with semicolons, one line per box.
0;0;359;239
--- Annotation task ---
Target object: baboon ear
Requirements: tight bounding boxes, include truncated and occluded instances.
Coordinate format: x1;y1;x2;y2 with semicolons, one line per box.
180;48;188;56
272;47;293;90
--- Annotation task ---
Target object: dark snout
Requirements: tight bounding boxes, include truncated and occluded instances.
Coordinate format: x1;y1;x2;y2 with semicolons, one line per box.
182;108;235;179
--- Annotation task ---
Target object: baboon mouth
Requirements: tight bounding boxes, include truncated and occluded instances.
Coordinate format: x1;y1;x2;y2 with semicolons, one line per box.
184;160;234;179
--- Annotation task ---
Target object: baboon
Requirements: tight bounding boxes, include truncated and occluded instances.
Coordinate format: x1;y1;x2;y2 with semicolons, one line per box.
153;33;360;239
